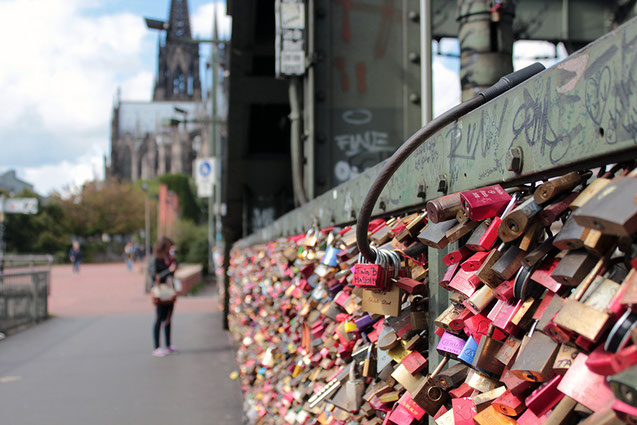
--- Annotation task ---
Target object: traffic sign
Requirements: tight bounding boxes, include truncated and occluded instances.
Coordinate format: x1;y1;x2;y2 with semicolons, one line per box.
194;157;216;198
1;198;38;214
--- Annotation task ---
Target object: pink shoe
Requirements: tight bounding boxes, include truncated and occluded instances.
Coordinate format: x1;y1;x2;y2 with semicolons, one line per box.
152;348;167;357
165;346;178;354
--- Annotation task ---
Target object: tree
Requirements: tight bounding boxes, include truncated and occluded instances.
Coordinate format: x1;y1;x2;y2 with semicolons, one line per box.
59;181;145;237
4;190;69;256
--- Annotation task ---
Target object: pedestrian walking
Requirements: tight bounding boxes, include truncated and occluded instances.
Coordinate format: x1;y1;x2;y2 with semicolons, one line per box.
69;241;82;274
124;242;134;272
150;237;178;357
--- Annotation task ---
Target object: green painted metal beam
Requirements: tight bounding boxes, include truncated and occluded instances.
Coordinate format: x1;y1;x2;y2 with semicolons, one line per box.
235;16;637;249
431;0;635;43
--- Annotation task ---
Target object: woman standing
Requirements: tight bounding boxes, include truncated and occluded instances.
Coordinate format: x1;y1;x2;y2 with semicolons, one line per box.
151;237;178;357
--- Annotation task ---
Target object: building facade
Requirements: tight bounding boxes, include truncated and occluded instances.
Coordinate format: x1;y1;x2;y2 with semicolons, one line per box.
107;0;207;182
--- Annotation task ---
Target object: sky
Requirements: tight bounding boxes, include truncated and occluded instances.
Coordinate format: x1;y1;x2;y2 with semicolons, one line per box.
0;0;565;196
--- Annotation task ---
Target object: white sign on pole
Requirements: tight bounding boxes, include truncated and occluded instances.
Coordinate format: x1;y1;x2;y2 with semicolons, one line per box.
2;198;38;214
275;0;306;77
194;158;216;198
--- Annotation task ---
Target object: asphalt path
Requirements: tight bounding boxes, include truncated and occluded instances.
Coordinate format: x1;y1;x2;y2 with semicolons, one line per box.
0;263;243;425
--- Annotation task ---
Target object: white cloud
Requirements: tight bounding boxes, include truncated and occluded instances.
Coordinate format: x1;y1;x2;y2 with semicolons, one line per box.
514;40;568;70
0;0;154;194
191;1;232;40
22;152;105;196
433;56;461;118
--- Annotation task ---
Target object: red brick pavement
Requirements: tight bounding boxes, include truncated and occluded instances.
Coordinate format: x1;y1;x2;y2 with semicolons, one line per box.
49;262;217;317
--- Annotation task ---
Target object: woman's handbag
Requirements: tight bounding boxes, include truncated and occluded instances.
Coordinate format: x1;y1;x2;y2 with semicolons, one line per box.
151;283;177;304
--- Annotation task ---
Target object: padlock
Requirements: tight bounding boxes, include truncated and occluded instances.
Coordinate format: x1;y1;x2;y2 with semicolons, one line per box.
488;298;521;335
434;304;463;332
396;392;427;421
417;219;457;249
553;216;589;250
409;296;428;331
457;335;478;365
460;184;512;221
475;244;506;288
344;361;365;412
573;177;637;236
448;268;481;298
542;395;578;425
569;175;613;210
493;279;514;301
452;396;478;425
583;229;617;257
434;362;469;390
476;194;519;250
463;284;495;314
492;389;526;416
493;335;521;366
578;407;626;425
524;374;564;417
395;277;427;294
410;356;450;415
445;220;479;244
550;249;597;286
510;330;559;382
491;245;527;281
353;249;387;290
472;324;506;376
362;343;376;378
518;221;542;252
401;351;428;375
539;191;580;226
523;235;559;268
464;220;492;251
465;368;499;393
460;251;490;272
473;386;507;412
552;298;610;342
499;196;542;242
426;192;462;223
586;344;637;376
558;352;616;411
552;343;579;374
529;258;562;293
437;331;466;358
443;245;473;265
534;171;588;204
609;366;637;407
473;405;518;425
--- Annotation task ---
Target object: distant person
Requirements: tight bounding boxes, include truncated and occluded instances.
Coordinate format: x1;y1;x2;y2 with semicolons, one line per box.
150;237;178;357
69;241;82;274
124;242;134;272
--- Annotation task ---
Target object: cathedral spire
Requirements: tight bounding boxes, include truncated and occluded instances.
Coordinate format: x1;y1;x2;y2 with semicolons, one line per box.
167;0;192;40
153;0;201;101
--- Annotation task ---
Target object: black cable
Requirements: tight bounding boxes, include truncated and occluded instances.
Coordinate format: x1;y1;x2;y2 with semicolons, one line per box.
356;63;545;263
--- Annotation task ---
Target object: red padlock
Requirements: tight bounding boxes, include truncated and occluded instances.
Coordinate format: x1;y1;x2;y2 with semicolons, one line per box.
460;184;512;221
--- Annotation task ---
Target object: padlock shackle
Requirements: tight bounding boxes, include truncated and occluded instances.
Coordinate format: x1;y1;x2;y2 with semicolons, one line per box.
356;63;545;263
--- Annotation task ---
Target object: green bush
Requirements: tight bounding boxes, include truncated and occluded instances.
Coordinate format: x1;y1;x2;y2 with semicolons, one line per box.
175;219;209;274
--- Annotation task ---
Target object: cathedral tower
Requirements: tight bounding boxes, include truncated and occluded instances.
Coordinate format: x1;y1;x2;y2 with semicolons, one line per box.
153;0;202;101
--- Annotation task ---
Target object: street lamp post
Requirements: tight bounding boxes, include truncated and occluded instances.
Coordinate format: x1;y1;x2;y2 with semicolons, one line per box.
146;11;224;280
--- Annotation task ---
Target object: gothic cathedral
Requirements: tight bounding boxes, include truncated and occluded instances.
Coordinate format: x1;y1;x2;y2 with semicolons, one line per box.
107;0;208;183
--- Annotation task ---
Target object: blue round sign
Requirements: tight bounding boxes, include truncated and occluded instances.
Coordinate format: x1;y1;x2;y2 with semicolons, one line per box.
199;161;211;177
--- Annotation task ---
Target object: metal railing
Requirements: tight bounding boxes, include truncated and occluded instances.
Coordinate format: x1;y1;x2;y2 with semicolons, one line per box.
0;270;49;332
2;254;54;271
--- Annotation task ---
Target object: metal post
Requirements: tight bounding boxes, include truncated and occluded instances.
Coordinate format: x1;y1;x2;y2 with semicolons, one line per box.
420;0;433;124
32;273;38;324
208;9;220;277
143;186;151;293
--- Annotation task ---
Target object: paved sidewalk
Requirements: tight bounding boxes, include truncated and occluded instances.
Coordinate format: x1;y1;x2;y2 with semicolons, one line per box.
0;263;243;425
